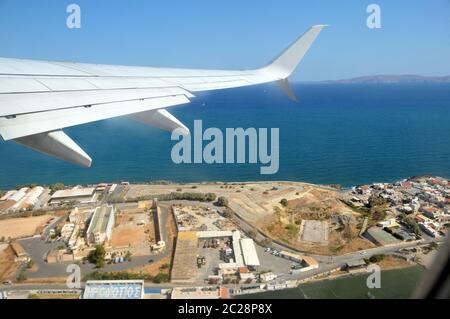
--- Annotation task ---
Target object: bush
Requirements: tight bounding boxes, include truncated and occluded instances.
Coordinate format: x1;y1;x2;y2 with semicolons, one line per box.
285;224;298;238
89;271;153;281
216;196;229;207
222;208;234;219
280;199;288;207
50;183;65;193
404;217;420;236
160;263;170;270
152;272;170;283
26;260;35;269
17;270;27;282
369;254;385;263
261;238;272;247
109;192;217;204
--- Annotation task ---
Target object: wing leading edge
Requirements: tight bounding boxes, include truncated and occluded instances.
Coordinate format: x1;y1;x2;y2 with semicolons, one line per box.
0;25;327;166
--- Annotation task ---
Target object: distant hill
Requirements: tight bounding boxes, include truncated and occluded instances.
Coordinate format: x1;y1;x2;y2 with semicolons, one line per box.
322;75;450;84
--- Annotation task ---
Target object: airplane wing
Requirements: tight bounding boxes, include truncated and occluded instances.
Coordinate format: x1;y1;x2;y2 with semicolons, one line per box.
0;25;326;167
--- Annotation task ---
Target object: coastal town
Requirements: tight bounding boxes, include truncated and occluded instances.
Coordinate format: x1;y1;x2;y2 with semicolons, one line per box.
0;175;448;299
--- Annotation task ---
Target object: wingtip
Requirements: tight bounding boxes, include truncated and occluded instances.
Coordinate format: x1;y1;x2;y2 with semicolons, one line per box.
312;24;330;29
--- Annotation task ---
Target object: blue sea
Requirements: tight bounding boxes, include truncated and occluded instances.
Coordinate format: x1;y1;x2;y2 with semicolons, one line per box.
1;83;450;190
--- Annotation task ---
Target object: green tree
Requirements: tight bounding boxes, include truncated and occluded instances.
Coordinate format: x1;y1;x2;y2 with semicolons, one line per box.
17;270;27;282
222;208;234;219
125;251;132;262
153;273;170;283
88;245;106;268
26;260;35;269
50;183;65;193
261;238;272;247
159;263;170;270
404;217;420;236
369;254;385;263
216;196;229;207
280;199;288;207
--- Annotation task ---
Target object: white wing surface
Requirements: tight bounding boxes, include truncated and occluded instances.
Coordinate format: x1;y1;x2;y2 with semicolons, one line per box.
0;25;326;166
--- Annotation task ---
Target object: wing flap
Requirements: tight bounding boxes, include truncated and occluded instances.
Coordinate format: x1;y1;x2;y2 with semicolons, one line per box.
0;87;193;117
0;94;191;140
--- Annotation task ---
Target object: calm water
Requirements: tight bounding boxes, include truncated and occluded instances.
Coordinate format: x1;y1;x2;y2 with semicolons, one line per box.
1;83;450;189
236;265;425;299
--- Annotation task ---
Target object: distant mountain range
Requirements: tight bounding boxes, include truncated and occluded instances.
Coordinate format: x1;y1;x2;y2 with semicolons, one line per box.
322;75;450;84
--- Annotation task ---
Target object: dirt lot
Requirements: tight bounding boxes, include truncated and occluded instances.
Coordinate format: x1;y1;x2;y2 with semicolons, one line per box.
378;256;413;270
259;185;375;255
110;226;151;247
0;215;52;239
0;245;18;280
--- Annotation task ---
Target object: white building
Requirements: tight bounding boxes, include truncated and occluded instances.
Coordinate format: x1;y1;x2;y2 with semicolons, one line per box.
8;188;28;203
260;272;277;282
0;190;17;201
61;223;76;240
232;231;244;266
240;238;260;269
50;187;96;205
86;205;115;245
13;186;44;210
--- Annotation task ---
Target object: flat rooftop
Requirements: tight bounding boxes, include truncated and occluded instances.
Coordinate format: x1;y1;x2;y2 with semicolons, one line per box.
171;232;199;283
51;187;96;199
87;205;114;235
171;287;220;299
240;238;260;267
10;242;27;257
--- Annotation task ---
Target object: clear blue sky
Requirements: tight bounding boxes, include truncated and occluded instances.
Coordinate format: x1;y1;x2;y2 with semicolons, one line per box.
0;0;449;81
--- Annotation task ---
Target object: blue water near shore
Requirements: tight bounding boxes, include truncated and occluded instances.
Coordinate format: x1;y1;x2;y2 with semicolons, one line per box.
1;83;450;189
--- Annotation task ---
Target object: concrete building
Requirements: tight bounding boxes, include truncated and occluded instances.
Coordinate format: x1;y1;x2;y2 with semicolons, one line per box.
239;238;260;269
10;242;30;263
171;286;221;299
300;256;319;272
279;250;303;263
68;207;93;224
61;223;76;240
86;205;115;245
171;232;199;284
50;187;96;205
232;231;244;266
260;272;277;282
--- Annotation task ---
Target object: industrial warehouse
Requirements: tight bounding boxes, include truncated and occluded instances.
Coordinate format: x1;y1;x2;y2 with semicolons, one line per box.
171;229;260;284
